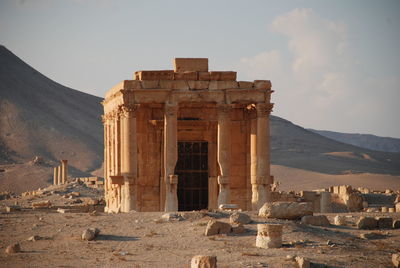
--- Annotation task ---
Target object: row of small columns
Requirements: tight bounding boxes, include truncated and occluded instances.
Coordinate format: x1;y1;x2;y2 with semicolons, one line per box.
53;160;68;185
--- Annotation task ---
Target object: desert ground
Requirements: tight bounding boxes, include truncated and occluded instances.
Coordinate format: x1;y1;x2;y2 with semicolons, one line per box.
1;182;399;268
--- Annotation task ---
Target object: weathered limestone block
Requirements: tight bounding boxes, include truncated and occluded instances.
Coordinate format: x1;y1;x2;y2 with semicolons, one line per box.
393;254;400;268
393;220;400;229
140;80;159;89
218;204;239;210
344;193;363;212
357;216;378;229
209;81;238;90
229;212;251;225
334;215;346;226
191;255;217;268
135;70;174;80
187;80;210;90
254;80;272;90
198;71;211;81
209;71;237;81
5;243;20;254
32;200;51;209
396;203;400;212
231;223;246;234
159;80;189;90
204;220;231;236
320;192;332;213
389;207;395;213
301;215;330;226
124;80;141;89
174;58;208;72
238;81;254;89
376;217;393;229
295;256;311;268
81;228;100;241
381;206;388;212
259;202;313;220
173;71;198;80
256;223;282;248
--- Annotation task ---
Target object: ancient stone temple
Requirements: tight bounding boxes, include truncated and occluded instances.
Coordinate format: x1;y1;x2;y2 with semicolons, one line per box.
102;58;274;213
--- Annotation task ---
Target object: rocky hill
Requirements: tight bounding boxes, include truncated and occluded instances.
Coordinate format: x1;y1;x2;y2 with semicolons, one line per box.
310;129;400;153
0;45;399;193
0;45;103;191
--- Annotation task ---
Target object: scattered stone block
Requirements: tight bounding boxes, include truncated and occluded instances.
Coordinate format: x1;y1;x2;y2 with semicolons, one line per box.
161;213;184;221
179;211;206;221
393;253;400;268
259;202;313;220
334;215;346;226
32;200;51;209
393;220;400;229
396;203;400;212
356;216;378;229
256;223;282;248
376;217;393;229
5;205;21;212
295;256;310;268
204;220;231;236
218;204;239;210
231;224;246;234
301;215;330;226
254;80;272;90
381;206;388;212
190;255;217;268
174;58;208;72
70;192;80;197
5;243;21;254
27;235;41;241
81;228;100;241
57;208;72;214
229;212;251;225
360;232;386;240
388;207;395;213
344;193;363;212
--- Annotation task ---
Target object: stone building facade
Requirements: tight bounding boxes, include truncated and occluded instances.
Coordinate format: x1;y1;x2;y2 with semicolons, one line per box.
102;58;274;213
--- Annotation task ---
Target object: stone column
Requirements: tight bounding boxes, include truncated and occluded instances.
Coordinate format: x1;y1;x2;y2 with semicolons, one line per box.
217;104;231;207
164;104;178;212
114;110;121;175
120;104;139;212
252;103;274;210
320;191;332;213
57;165;62;185
61;160;68;184
256;223;283;248
53;167;59;185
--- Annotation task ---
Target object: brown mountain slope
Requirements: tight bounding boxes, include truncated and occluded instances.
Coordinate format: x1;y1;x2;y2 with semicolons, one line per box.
0;45;103;173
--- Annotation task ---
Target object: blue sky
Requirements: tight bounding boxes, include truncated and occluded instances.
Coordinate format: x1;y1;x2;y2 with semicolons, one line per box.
1;0;399;138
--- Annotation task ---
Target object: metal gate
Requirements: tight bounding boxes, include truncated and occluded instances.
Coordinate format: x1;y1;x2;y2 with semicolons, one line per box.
176;141;208;211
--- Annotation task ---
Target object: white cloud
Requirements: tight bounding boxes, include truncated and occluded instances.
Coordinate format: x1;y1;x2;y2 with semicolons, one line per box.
237;8;400;137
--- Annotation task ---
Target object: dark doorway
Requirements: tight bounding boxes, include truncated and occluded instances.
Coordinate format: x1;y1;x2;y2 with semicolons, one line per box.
176;141;208;211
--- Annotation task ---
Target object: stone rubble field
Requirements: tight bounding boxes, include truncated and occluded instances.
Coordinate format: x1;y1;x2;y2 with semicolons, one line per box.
0;182;399;267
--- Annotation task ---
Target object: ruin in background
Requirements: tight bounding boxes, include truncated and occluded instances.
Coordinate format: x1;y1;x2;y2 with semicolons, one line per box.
102;58;274;213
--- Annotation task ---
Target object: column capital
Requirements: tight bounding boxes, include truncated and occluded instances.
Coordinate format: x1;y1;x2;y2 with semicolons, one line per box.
256;103;274;117
121;104;140;118
165;103;178;117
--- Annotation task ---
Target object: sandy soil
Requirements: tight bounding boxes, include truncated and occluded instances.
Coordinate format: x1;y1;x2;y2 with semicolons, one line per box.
0;184;399;268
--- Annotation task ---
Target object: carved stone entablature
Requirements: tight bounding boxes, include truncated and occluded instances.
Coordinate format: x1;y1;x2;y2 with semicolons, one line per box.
216;104;232;117
256;103;274;117
121;104;140;118
165;104;178;117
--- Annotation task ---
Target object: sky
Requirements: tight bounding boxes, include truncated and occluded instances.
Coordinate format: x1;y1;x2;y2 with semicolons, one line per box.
1;0;399;138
